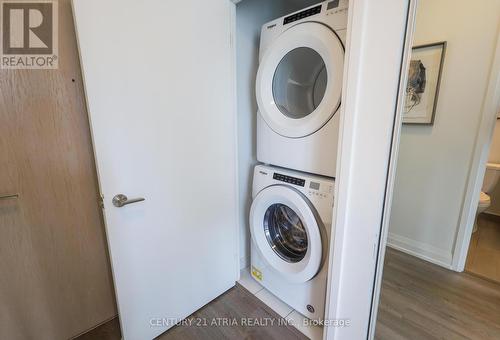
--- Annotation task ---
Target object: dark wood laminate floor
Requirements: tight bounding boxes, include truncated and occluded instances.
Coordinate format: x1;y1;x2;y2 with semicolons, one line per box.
376;248;500;340
75;284;306;340
78;248;500;340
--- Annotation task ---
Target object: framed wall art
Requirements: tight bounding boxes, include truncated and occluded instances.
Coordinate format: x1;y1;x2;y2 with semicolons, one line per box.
403;41;446;125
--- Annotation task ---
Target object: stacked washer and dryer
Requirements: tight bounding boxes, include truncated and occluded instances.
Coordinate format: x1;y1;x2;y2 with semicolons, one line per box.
249;0;348;321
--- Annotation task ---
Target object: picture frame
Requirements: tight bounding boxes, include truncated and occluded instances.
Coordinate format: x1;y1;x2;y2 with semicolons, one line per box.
403;41;446;125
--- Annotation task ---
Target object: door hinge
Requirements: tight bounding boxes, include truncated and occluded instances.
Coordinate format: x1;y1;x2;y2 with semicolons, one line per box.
98;195;104;209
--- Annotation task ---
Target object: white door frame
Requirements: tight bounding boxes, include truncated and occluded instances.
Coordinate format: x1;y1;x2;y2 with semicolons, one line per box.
451;32;500;271
365;0;418;336
323;0;416;339
326;1;500;339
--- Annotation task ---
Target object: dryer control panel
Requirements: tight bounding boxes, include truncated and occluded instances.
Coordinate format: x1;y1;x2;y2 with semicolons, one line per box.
283;4;321;25
259;0;348;57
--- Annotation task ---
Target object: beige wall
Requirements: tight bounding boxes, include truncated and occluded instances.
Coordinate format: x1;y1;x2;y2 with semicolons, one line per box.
486;120;500;215
0;1;117;338
388;0;500;267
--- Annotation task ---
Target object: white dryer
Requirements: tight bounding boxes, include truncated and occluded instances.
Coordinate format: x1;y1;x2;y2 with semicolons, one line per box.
249;165;334;320
256;0;348;178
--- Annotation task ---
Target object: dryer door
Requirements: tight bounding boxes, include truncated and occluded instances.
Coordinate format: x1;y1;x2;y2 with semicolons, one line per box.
256;22;344;138
250;185;324;283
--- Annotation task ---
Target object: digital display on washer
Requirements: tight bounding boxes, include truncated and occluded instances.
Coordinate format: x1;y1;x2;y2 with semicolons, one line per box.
283;5;322;25
309;182;320;190
327;0;340;10
273;173;306;187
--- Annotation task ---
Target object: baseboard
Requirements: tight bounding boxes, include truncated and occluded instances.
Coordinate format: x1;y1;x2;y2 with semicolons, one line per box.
387;233;453;270
482;211;500;221
71;315;119;339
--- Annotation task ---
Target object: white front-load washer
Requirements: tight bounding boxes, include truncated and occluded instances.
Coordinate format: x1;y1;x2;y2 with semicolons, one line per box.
256;0;348;178
249;164;334;320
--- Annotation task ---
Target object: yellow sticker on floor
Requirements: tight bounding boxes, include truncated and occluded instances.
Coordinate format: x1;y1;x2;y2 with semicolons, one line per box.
251;266;262;281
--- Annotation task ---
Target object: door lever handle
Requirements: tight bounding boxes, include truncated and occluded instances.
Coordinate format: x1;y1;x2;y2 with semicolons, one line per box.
112;194;145;208
0;193;19;200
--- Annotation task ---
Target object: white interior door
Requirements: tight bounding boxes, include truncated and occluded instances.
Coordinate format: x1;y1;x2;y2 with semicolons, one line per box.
72;1;238;339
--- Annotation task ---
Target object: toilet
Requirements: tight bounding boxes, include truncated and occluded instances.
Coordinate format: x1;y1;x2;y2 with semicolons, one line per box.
474;162;500;232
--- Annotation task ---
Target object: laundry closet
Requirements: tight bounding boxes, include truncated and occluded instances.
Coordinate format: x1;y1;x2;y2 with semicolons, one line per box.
235;0;346;338
72;0;347;339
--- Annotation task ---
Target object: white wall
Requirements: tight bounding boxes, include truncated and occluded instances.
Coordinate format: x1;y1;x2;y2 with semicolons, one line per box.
388;0;500;268
236;0;320;269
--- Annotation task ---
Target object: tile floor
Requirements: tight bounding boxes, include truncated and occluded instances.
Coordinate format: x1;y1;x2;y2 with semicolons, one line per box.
466;214;500;283
238;267;323;340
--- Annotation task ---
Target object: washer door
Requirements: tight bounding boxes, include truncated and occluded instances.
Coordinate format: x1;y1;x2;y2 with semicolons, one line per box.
256;22;344;138
250;185;323;283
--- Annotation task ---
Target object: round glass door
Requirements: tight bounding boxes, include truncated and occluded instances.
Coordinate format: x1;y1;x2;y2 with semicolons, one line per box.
272;47;327;119
264;203;308;262
256;22;344;138
249;185;323;283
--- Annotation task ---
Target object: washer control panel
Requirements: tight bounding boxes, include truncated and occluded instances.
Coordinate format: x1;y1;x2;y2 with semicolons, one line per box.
254;165;335;223
326;0;349;17
307;180;334;200
273;172;305;187
257;166;334;201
